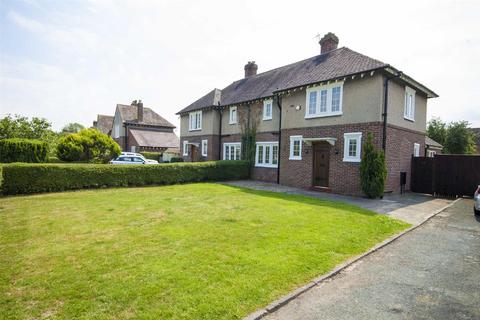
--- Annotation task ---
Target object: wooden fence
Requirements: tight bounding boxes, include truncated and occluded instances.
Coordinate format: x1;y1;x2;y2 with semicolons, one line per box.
411;155;480;197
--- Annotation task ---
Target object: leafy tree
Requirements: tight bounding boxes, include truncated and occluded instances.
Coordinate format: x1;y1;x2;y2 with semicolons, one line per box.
57;128;121;163
0;114;52;139
444;121;476;154
61;122;85;134
359;133;387;199
427;117;447;146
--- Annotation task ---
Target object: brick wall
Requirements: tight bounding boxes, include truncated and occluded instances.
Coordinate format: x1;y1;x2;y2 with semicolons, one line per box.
385;124;425;193
280;122;383;195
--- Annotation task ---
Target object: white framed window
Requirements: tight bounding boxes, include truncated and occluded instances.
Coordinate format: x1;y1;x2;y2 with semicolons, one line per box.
263;99;273;120
223;142;241;160
189;111;202;131
201;139;208;157
255;142;279;168
413;143;420;157
305;82;344;118
404;86;416;121
289;135;303;160
343;132;362;162
229;106;237;124
183;140;189;156
427;150;436;157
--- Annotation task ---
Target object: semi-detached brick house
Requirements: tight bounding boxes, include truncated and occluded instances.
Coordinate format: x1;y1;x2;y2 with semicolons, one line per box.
176;33;438;195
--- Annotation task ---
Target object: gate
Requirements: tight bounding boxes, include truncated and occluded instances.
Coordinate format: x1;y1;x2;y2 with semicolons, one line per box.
411;155;480;197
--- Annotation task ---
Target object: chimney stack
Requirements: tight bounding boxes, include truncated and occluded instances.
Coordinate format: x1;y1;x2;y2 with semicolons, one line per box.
319;32;339;54
137;99;144;122
244;61;258;78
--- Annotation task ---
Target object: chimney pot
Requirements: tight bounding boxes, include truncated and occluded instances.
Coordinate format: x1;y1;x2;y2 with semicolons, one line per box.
319;32;339;54
137;100;144;122
244;61;258;78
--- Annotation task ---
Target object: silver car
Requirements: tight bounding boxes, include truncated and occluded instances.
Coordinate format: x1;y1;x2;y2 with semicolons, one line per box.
110;155;158;165
475;185;480;215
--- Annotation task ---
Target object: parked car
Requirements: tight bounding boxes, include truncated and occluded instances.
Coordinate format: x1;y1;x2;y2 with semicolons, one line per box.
474;185;480;215
110;155;158;165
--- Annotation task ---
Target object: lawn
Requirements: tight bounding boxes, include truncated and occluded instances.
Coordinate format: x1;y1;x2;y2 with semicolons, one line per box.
0;183;409;319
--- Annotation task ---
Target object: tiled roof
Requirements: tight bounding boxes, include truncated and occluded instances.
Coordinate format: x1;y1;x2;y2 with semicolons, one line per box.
118;104;175;128
425;136;443;148
95;114;114;134
177;47;388;114
129;129;179;149
178;88;221;114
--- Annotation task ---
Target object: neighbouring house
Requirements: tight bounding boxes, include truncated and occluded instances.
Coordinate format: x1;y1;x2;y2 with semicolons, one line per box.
176;32;438;195
93;100;179;154
471;128;480;154
93;114;114;135
425;136;443;157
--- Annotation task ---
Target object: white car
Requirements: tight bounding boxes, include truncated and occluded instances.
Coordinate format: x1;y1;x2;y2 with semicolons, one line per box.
474;185;480;215
110;155;158;165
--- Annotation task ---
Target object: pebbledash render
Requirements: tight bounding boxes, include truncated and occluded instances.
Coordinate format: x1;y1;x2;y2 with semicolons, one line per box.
176;32;438;195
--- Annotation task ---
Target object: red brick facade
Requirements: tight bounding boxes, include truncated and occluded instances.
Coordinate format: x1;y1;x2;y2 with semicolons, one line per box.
180;135;220;162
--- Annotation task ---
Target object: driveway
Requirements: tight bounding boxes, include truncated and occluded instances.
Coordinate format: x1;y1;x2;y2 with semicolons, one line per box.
225;180;452;224
262;199;480;320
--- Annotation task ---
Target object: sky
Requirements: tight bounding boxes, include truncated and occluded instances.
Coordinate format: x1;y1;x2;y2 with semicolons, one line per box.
1;0;479;132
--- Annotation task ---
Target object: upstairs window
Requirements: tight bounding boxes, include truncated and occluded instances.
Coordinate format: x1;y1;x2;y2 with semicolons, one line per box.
343;132;362;162
306;82;343;118
255;142;278;168
289;135;302;160
189;111;202;131
263;99;273;120
404;86;416;121
229;106;237;124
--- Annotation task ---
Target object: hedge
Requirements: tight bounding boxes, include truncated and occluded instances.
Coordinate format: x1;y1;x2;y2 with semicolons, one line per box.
0;138;48;163
0;160;250;195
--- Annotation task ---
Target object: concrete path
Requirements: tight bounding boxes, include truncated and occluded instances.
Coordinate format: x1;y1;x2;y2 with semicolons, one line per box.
224;180;452;224
263;199;480;320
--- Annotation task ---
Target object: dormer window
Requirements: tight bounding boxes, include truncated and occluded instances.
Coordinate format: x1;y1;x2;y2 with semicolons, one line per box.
263;99;273;120
229;106;237;124
305;82;343;118
404;86;415;121
189;111;202;131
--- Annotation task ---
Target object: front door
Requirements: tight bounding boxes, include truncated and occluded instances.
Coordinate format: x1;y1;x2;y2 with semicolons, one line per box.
190;145;199;162
313;143;330;187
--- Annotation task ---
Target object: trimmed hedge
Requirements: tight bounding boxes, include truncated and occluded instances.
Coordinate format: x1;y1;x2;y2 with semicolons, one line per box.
0;160;249;195
0;138;48;163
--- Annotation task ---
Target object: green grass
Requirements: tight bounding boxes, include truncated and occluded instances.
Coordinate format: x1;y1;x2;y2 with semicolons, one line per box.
0;183;409;319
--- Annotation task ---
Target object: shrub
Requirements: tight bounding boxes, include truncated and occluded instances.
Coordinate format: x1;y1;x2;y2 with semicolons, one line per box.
0;160;250;195
57;129;121;163
141;152;161;161
0;138;48;163
170;157;184;163
359;133;387;199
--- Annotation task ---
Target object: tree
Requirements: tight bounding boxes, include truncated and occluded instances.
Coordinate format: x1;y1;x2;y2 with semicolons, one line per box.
61;122;85;134
57;128;121;163
359;133;387;199
0;114;52;139
427;117;447;146
444;121;476;154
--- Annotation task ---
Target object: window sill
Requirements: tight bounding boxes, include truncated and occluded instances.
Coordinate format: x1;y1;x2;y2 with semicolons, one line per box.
255;163;278;168
289;156;302;160
305;112;342;119
263;117;272;121
343;157;361;163
404;116;415;122
189;128;202;132
229;122;237;125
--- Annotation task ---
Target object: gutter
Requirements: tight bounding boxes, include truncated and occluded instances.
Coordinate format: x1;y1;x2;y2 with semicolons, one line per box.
276;94;282;184
382;70;403;151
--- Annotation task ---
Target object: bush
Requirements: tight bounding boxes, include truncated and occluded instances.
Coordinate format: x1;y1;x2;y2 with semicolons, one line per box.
359;133;387;199
141;152;161;161
170;157;184;163
0;160;250;195
57;129;121;163
0;138;48;163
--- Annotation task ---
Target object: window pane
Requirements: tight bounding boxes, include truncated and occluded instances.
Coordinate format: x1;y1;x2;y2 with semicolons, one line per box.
320;90;327;112
258;146;263;163
265;146;270;163
293;140;300;156
348;139;357;157
235;146;240;160
266;103;271;117
309;91;317;115
272;146;278;164
332;87;341;112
